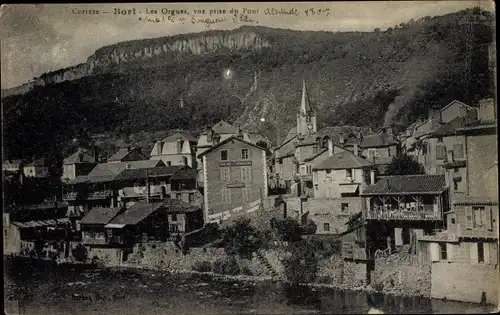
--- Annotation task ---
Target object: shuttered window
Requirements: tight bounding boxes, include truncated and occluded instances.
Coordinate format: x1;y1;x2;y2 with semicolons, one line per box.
465;207;473;229
220;168;231;182
242;188;251;202
436;145;446;160
484;243;491;264
490;243;498;265
469;242;478;263
485;207;492;231
453;144;464;159
430;243;440;262
221;189;231;203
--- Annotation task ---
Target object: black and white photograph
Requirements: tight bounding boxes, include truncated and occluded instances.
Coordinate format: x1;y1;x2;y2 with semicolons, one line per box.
1;2;498;314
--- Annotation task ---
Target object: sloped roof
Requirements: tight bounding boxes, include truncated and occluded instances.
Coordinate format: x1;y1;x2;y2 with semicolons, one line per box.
161;198;201;213
430;111;479;137
170;168;198;180
108;148;147;162
79;207;123;225
211;120;239;134
197;136;265;158
108;201;165;226
70;160;164;184
314;151;373;170
64;149;96;164
281;128;298;146
114;166;185;181
25;158;49;167
160;132;197;143
304;149;328;162
362;175;447;195
359;131;398;148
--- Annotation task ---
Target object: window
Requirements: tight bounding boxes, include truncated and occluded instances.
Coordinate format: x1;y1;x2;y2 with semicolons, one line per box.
437;137;443;143
453;144;464;159
368;150;375;160
189;193;195;203
221;150;228;161
171;213;177;221
222;189;231;203
307;165;312;174
465;207;473;229
176;193;182;200
220;168;231;182
345;169;353;180
169;224;180;233
436;145;446;160
478;242;484;263
440;244;447;260
454;167;459;173
473;206;485;228
324;223;330;232
341;203;349;212
242;188;251;202
388;147;391;156
241;149;249;160
167;161;172;166
453;180;459;191
451;218;456;224
241;166;252;182
313;145;319;154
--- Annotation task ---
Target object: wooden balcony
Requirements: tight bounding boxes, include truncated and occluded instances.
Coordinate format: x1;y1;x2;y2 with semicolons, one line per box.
87;190;112;200
367;207;442;221
63;192;79;201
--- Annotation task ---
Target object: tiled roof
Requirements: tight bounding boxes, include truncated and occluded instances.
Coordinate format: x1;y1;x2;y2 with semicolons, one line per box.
304;149;328;162
431;111;478;137
362;175;447;195
280;128;298;147
108;201;165;225
197;136;265;158
64;149;96;164
70;160;164;184
108;148;147;162
161;198;201;213
359;132;398;148
314;151;372;170
170;168;198;180
160;132;197;143
79;207;123;225
114;166;185;181
211;120;240;134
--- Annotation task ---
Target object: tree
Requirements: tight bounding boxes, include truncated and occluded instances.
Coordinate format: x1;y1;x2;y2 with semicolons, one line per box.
221;217;262;259
273;217;303;242
384;153;426;175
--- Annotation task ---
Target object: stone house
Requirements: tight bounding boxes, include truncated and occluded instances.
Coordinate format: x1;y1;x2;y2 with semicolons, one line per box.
149;131;198;168
358;128;400;175
61;148;98;183
418;98;498;305
23;158;50;178
169;168;204;208
198;135;268;224
79;207;125;246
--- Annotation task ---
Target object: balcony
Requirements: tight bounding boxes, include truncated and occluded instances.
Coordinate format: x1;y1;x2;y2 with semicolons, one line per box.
367;206;442;221
63;192;79;201
87;190;112;200
301;174;313;181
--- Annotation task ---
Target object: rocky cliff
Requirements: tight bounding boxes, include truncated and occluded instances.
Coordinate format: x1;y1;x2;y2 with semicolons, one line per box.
2;9;495;161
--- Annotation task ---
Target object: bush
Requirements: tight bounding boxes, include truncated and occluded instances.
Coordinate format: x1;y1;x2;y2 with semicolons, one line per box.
273;217;303;242
211;256;241;275
301;219;317;235
192;260;212;272
72;244;88;262
240;266;253;276
221;218;262;259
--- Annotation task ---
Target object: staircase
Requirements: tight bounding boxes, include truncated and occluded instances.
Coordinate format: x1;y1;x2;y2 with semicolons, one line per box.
254;250;279;278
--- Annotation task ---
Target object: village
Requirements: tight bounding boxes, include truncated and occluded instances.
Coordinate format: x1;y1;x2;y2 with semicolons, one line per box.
3;73;498;306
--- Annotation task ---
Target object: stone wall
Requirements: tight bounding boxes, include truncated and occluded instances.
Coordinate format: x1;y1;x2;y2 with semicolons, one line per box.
371;257;431;298
316;255;367;288
431;262;499;305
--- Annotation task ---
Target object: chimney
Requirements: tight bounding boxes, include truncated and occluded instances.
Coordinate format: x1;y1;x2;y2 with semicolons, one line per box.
207;128;213;142
339;133;345;145
328;138;334;157
370;169;376;185
237;129;244;140
353;143;359;156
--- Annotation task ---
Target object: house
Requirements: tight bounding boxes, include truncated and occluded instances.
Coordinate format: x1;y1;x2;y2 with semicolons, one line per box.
104;199;203;245
406;100;477;174
79;207;124;245
149;131;198;168
198;135;268;224
61;148;98;183
3;159;22;173
107;147;147;163
65;159;166;213
114;165;187;208
361;175;448;258
23;158;50;178
169;168;204;207
341;212;368;261
418;98;498;305
3;211;22;255
358;127;400;175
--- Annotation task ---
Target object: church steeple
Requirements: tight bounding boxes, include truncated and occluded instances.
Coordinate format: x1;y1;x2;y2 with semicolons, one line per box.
300;78;313;115
297;79;317;137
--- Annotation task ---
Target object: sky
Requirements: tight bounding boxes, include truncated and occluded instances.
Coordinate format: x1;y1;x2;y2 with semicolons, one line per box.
0;1;495;89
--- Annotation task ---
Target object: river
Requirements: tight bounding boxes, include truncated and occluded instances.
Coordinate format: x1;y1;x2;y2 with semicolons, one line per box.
4;257;496;315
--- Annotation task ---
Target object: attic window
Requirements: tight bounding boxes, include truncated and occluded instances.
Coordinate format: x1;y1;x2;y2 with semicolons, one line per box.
221;150;228;161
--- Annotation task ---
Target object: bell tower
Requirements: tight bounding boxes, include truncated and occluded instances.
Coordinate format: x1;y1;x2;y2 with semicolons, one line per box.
296;79;317;137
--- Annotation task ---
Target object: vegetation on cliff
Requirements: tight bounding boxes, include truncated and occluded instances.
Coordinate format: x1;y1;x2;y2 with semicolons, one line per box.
2;8;494;162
